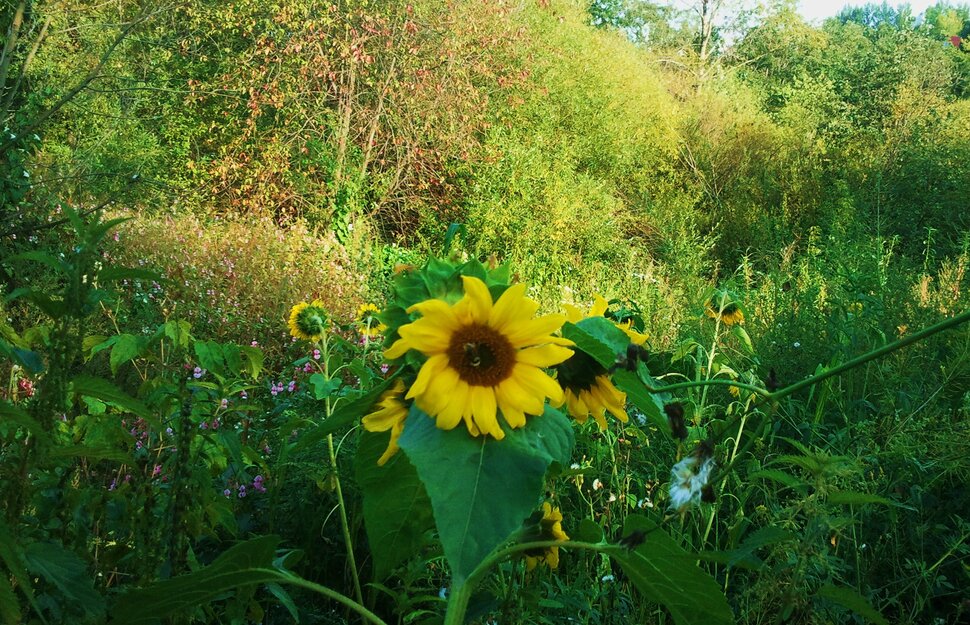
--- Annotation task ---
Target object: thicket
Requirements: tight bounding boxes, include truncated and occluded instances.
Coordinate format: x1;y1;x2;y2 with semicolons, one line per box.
1;0;969;623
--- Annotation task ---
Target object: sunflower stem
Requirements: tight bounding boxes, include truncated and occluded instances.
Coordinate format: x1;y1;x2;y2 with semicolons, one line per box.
646;309;970;402
442;581;472;625
320;331;365;611
275;571;389;625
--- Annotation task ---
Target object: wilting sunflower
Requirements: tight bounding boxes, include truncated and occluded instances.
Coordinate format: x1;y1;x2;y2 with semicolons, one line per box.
288;300;329;341
524;502;569;571
384;276;573;439
557;295;630;429
704;299;744;326
356;303;387;338
362;379;409;466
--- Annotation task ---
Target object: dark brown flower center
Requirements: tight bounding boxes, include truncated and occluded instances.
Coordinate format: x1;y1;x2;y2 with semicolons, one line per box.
446;323;516;386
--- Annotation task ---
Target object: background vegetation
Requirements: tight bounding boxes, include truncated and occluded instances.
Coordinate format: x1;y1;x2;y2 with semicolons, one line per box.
1;0;968;623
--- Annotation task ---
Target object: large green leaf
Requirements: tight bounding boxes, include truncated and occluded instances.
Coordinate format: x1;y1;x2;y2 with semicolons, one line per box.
0;574;19;625
603;515;734;625
613;368;668;433
112;536;283;623
0;520;41;623
0;401;46;440
70;375;156;426
23;542;104;620
816;584;888;625
827;491;896;507
398;405;574;583
109;334;141;375
561;317;628;369
356;431;434;579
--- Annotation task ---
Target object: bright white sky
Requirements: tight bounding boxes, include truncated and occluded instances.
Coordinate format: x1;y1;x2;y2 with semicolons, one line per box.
797;0;939;23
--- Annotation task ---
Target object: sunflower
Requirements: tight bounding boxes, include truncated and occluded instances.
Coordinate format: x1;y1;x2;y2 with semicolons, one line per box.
564;295;648;345
524;502;569;571
557;295;630;429
288;300;329;341
384;276;573;439
356;303;387;338
362;379;409;466
704;300;744;326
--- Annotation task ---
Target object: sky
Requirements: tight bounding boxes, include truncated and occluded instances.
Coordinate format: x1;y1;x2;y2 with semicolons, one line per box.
797;0;939;23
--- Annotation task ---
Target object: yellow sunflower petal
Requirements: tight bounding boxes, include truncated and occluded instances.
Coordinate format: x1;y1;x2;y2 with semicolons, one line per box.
384;337;412;360
490;283;538;331
562;303;584;324
503;313;569;348
469;385;503;439
457;276;493;324
590;295;609;317
516;344;574;368
496;374;546;415
565;390;589;423
515;364;565;406
499;403;527;429
593;376;629;422
376;418;405;466
408;299;459;328
398;318;452;353
408;354;449;398
435;380;469;431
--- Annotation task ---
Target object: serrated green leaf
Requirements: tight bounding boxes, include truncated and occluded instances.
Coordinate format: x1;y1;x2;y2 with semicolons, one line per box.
48;444;128;462
110;334;141;375
817;584;888;625
398;405;574;583
10;251;69;275
0;573;19;625
356;431;434;579
195;340;226;378
163;319;193;349
239;345;264;380
561;318;628;369
81;396;106;415
698;526;794;570
0;520;42;624
23;542;104;620
749;469;807;492
827;491;894;507
604;515;734;625
0;400;46;440
310;373;342;400
98;267;161;283
223;344;242;376
70;375;156;426
111;536;284;624
730;326;753;354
